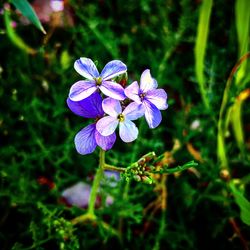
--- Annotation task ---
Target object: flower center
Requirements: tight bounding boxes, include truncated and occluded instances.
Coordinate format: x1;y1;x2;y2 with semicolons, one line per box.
95;77;102;86
139;93;146;101
117;113;125;122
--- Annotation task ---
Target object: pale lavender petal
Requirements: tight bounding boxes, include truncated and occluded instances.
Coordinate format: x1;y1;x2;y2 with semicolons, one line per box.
74;124;97;155
119;119;138;142
123;102;145;121
62;182;91;208
102;97;121;117
143;100;162;129
69;80;97;101
124;81;141;103
140;69;158;92
74;57;99;80
95;130;116;151
100;60;127;80
96;116;119;136
67;92;104;118
99;81;126;100
145;89;168;110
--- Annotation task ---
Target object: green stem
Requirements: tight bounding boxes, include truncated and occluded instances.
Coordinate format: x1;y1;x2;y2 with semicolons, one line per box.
87;149;105;216
4;7;36;55
104;164;126;172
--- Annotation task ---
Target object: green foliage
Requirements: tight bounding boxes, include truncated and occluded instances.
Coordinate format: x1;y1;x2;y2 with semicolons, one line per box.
230;182;250;226
3;6;36;54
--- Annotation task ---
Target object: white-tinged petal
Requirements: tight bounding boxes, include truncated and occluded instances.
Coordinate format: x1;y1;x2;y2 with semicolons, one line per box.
100;60;127;80
123;102;145;121
102;98;122;117
124;81;141;103
69;80;97;101
140;69;158;92
74;57;99;80
146;89;168;110
119;119;138;143
100;81;126;100
96;116;119;136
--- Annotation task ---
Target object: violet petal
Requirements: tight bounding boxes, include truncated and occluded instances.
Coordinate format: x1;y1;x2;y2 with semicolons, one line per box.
146;89;168;110
100;60;127;80
123;102;145;121
100;80;126;100
69;80;97;101
74;57;99;80
67;92;104;118
102;97;122;117
140;69;158;92
96;116;119;136
124;81;141;103
74;124;97;155
95;130;116;151
143;100;162;129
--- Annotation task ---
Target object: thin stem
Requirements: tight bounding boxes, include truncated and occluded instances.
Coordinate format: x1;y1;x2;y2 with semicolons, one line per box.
104;164;126;172
87;149;105;215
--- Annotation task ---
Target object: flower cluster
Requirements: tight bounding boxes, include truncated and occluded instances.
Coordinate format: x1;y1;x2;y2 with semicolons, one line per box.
67;58;168;155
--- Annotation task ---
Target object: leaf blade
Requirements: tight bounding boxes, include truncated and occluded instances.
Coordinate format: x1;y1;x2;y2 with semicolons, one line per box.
230;182;250;226
10;0;46;34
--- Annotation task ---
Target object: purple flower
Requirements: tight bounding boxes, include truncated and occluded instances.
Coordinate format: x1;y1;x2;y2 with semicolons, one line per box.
96;98;144;143
67;92;116;155
125;69;168;128
69;57;127;101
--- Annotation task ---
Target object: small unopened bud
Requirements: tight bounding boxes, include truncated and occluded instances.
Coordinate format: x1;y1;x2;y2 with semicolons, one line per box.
145;166;152;171
220;169;230;181
141;176;153;185
138;158;146;166
133;175;141;182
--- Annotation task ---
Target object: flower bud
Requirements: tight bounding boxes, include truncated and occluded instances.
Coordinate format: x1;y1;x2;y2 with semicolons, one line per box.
133;175;141;182
141;176;153;184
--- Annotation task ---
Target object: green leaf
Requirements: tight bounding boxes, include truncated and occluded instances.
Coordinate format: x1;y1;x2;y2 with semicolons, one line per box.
230;182;250;225
10;0;46;34
235;0;250;85
194;0;213;109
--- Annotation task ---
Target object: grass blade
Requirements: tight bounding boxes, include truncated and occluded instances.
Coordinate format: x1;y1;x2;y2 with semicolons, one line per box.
10;0;46;34
194;0;213;109
230;182;250;226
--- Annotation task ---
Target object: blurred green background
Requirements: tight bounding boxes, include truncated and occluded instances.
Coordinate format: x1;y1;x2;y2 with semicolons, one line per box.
0;0;250;249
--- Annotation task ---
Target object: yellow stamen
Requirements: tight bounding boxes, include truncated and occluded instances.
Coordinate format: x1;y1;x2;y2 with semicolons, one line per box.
117;114;125;122
95;77;102;86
